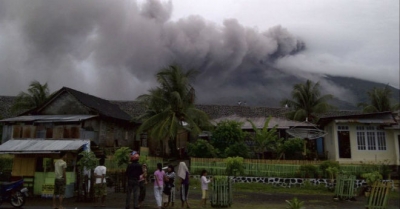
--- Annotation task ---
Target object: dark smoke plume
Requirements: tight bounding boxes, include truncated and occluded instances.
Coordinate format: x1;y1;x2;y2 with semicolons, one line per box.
0;0;351;107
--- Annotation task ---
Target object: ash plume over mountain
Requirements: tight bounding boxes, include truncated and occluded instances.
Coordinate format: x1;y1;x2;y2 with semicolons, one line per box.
0;0;393;108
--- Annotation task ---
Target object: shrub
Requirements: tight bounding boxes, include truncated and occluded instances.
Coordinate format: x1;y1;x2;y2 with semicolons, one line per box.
362;171;382;186
211;120;247;156
187;139;218;158
77;151;98;171
225;156;244;176
319;160;340;178
0;155;13;172
285;197;304;209
224;142;250;158
283;138;304;159
114;147;132;167
299;165;317;178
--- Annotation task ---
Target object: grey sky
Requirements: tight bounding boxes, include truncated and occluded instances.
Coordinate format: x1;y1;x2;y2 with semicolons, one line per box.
0;0;398;104
170;0;399;86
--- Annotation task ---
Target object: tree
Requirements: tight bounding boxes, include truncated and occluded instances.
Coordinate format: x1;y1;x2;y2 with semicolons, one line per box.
358;85;400;113
280;80;334;122
247;116;284;159
11;80;50;113
187;139;218;158
136;65;211;156
210;120;248;157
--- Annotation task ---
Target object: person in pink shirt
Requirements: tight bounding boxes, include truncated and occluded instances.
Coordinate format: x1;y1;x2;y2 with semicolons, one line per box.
153;163;165;209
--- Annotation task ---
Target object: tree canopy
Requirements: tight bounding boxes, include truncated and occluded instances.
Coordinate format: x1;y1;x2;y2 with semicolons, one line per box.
358;85;400;113
136;65;211;154
11;80;50;114
280;80;334;122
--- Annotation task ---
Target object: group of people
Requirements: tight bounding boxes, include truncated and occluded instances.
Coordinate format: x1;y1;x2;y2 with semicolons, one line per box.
51;151;212;209
153;162;192;209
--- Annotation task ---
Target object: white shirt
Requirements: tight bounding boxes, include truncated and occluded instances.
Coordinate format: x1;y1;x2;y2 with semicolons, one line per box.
201;176;211;190
94;165;107;184
54;159;67;179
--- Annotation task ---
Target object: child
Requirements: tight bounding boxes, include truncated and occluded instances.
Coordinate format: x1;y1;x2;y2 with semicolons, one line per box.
200;169;212;208
138;163;148;208
163;165;176;208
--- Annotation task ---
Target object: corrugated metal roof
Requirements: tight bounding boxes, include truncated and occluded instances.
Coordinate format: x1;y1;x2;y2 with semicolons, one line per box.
212;115;315;129
0;115;97;123
0;139;90;153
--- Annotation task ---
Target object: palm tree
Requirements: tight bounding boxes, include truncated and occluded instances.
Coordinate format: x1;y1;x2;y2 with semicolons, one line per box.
358;85;400;113
136;65;211;156
280;80;334;122
11;80;50;114
247;116;284;159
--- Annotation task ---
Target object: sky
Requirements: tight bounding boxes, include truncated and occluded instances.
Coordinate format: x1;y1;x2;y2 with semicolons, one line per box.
0;0;398;105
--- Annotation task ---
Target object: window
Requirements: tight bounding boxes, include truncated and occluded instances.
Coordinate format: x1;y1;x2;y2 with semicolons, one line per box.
356;126;386;151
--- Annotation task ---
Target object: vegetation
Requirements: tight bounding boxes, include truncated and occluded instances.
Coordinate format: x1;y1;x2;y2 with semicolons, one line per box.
211;120;248;158
319;160;340;178
225;156;244;176
224;141;250;158
113;147;132;167
247;116;285;159
285;197;304;209
282;138;304;159
299;165;317;178
136;65;211;156
361;171;383;186
0;154;13;172
280;79;335;122
11;80;51;113
76;151;98;171
358;85;400;113
188;139;218;158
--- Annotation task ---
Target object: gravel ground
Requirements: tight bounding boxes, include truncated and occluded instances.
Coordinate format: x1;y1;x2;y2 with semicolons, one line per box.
3;184;398;209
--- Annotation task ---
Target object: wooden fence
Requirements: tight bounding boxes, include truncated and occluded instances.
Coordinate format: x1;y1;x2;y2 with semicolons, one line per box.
190;158;382;178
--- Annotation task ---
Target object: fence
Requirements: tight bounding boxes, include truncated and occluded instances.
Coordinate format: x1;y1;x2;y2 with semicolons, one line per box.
190;158;321;177
334;174;357;200
190;158;386;178
210;176;232;207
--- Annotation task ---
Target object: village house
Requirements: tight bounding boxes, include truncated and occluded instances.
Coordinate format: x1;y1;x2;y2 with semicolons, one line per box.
318;111;400;166
1;87;139;151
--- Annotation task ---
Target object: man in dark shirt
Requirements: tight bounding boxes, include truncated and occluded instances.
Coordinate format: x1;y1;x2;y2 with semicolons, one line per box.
125;151;143;209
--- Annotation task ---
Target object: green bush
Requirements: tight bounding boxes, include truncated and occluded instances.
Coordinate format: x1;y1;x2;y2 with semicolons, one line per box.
188;139;218;158
285;197;304;209
299;165;317;178
225;156;244;176
283;138;304;159
319;160;340;178
211;120;247;157
114;147;132;167
0;155;13;171
77;151;98;171
362;171;382;186
224;142;249;158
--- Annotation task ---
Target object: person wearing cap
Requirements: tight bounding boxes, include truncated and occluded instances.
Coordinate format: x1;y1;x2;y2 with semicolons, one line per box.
125;151;143;209
138;163;148;208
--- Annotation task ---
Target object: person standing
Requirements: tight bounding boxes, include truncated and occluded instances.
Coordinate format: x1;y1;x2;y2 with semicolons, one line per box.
138;163;148;208
177;162;190;209
163;165;176;208
200;170;212;208
53;151;67;209
125;151;143;209
153;163;165;209
94;158;107;207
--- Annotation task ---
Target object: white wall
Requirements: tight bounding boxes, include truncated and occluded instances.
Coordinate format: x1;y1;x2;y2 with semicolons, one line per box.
325;122;398;165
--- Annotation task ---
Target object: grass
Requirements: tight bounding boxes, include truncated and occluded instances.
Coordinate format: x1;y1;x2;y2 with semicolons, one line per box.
233;182;333;195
